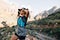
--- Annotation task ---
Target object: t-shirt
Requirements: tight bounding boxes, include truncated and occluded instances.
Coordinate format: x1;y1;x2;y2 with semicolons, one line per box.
17;16;27;28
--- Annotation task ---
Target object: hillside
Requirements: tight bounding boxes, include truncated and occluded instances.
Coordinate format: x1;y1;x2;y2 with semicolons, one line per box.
27;10;60;40
39;11;60;25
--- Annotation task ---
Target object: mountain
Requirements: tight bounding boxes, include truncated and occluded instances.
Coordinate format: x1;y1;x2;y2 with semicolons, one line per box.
55;8;60;12
34;6;59;20
47;6;57;14
31;9;60;25
0;0;18;27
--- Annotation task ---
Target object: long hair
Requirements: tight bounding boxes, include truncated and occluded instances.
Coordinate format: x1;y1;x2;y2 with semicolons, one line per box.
18;9;22;16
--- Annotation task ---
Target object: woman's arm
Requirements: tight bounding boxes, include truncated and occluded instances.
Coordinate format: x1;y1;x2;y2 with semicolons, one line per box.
25;10;29;18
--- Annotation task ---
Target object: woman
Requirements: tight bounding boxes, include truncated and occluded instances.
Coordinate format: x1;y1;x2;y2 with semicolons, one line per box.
11;8;29;40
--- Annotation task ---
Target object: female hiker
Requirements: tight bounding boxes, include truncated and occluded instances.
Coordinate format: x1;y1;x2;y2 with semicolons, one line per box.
11;8;29;40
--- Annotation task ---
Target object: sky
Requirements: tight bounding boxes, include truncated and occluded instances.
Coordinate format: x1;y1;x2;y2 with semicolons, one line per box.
3;0;60;17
